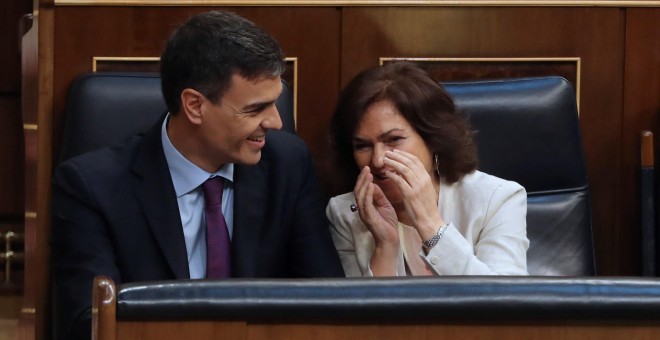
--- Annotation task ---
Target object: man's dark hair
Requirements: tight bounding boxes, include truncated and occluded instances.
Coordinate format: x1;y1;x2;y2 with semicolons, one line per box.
331;61;478;188
160;11;286;114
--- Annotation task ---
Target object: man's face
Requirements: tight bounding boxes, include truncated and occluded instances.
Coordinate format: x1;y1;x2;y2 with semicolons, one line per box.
198;74;283;168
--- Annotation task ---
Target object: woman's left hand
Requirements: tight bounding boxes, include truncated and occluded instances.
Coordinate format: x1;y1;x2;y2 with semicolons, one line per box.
383;149;445;241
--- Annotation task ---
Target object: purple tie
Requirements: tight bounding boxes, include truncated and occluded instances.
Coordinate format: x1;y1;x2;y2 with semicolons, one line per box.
201;177;231;278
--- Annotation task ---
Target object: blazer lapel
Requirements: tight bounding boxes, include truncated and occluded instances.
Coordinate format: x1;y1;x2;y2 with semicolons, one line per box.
131;118;190;279
232;160;269;277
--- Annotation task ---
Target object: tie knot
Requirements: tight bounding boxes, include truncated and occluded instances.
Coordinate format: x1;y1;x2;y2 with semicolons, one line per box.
202;177;224;207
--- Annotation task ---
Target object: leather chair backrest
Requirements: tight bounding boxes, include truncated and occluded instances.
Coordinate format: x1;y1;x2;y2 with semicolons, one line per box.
59;72;295;163
444;77;596;276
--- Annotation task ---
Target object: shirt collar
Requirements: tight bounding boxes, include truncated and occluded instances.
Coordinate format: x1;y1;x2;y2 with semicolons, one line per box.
161;113;234;198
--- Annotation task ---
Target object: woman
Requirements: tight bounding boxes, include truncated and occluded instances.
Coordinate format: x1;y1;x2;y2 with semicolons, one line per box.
327;62;529;277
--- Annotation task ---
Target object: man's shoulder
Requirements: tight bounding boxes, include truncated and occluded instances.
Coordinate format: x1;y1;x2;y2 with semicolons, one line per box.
53;135;144;182
250;131;318;183
264;130;305;149
262;131;309;160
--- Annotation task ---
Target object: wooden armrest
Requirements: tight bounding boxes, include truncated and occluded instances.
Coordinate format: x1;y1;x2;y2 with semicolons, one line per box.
93;276;116;340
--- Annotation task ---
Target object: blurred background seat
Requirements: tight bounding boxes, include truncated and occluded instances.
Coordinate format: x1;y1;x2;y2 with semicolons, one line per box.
445;77;596;276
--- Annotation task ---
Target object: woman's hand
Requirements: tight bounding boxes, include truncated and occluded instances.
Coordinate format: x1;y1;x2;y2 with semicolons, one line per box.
383;149;445;241
354;166;399;275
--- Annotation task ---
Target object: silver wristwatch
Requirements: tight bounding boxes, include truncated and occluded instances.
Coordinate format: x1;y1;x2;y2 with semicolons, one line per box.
423;223;450;251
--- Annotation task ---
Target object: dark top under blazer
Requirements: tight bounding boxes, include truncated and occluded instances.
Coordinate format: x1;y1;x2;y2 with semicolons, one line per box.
51;117;344;340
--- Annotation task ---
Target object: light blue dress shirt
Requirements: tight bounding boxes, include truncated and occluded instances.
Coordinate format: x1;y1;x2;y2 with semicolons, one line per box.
161;115;234;279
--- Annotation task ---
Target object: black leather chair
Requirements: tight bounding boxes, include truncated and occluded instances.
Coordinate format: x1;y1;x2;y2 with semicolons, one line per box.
59;72;295;163
444;77;596;276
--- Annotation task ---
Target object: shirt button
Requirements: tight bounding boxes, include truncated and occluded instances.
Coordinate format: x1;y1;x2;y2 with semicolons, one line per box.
430;256;439;265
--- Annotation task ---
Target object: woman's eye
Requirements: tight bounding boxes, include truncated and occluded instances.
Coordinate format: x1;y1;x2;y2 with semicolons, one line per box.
352;144;369;151
387;136;404;144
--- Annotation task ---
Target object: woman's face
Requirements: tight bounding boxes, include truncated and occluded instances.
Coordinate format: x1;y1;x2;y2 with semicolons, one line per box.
351;100;435;205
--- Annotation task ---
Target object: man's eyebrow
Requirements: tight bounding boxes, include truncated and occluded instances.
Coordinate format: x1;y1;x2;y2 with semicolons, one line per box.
240;100;276;112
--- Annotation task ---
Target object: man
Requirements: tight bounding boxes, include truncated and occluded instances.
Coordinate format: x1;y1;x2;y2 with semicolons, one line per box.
51;11;344;340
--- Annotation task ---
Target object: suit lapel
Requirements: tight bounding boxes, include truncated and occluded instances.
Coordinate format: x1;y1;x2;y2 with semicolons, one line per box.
131;118;190;279
232;160;269;277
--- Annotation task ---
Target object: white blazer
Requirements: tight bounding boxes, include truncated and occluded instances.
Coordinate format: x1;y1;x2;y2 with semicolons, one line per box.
326;171;529;276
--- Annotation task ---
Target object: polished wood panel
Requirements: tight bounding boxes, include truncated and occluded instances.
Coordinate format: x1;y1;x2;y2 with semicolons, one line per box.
19;7;39;339
20;1;56;338
622;8;660;276
383;58;580;87
0;6;30;340
93;58;160;72
0;0;31;305
47;0;660;6
249;323;660;340
0;98;25;216
342;7;625;275
105;319;660;340
0;319;18;340
0;296;23;319
0;0;32;92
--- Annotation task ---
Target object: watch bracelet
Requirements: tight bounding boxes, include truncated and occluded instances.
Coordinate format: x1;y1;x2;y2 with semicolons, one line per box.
423;223;450;250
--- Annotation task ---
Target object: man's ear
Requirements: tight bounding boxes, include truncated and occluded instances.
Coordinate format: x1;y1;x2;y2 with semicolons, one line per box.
180;88;206;125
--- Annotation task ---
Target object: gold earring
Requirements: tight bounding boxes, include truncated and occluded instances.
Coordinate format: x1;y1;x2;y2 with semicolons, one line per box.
434;153;440;176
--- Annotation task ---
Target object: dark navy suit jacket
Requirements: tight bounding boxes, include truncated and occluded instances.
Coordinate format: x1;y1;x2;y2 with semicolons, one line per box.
51;119;344;339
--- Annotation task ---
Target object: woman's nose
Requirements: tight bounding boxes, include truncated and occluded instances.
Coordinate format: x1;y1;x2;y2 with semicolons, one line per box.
371;144;387;169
